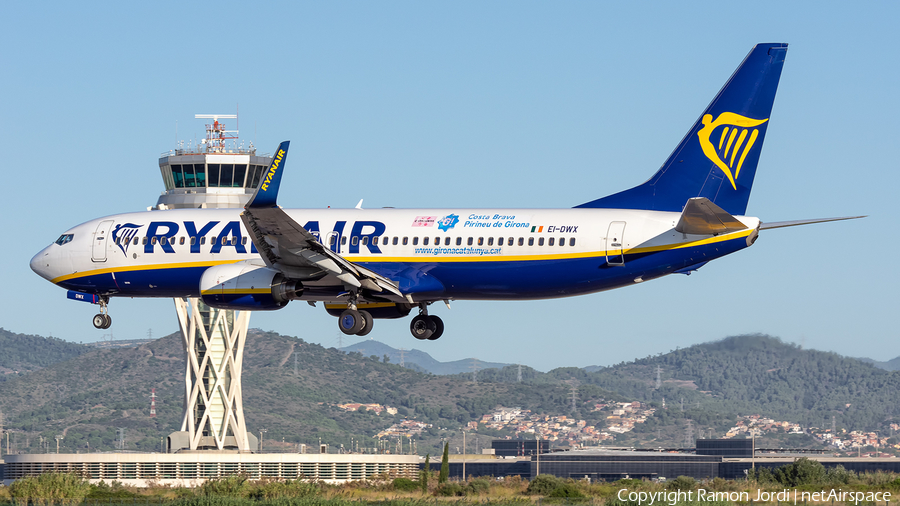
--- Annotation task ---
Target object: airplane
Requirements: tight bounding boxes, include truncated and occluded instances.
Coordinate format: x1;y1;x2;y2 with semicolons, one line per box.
30;43;861;341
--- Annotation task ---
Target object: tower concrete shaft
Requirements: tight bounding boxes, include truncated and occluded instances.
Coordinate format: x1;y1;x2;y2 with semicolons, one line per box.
174;297;251;451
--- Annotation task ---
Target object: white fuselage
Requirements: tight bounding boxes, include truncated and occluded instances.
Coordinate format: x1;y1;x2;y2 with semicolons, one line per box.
31;207;759;303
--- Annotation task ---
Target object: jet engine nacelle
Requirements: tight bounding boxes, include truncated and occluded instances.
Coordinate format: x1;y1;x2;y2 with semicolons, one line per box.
199;263;302;310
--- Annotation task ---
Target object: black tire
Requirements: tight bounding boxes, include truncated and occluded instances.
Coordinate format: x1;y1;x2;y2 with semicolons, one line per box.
410;314;435;340
356;310;374;336
427;315;444;340
92;314;106;329
339;309;364;335
102;314;113;329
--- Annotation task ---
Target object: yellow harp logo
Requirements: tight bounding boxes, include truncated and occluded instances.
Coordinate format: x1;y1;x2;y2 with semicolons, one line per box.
697;112;768;190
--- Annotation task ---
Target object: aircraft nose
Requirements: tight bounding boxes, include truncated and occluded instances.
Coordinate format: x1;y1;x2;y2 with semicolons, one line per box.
30;246;54;281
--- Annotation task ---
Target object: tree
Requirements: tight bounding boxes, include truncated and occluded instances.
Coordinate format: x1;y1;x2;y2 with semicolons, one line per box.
439;442;449;483
420;454;430;492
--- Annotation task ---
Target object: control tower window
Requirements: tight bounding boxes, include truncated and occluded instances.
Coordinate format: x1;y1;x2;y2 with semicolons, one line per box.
207;164;220;186
183;164;196;187
171;165;185;188
249;165;263;189
219;164;234;187
194;164;206;187
233;164;247;188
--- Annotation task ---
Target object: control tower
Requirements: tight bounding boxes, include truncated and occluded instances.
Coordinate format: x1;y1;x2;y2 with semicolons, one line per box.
161;115;268;452
156;114;273;209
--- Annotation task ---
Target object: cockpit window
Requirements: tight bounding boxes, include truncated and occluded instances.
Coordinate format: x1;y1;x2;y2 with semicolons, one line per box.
55;234;74;246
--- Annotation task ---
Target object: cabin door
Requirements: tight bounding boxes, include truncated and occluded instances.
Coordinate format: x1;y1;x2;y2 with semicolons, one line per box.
606;221;626;266
92;220;115;262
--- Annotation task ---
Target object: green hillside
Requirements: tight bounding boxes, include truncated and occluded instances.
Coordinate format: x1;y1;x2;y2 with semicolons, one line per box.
0;328;90;379
0;330;621;455
2;331;897;456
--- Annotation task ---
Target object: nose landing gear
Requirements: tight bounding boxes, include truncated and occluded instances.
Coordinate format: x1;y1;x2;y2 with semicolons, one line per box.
92;297;112;329
410;304;443;340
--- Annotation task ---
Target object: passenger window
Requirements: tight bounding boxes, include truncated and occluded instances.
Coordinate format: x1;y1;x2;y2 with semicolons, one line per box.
539;237;544;246
394;237;400;246
569;238;576;246
373;236;379;245
351;236;359;246
507;238;514;246
361;237;369;246
478;237;484;246
413;237;419;246
518;238;524;246
231;237;237;245
423;237;429;245
341;236;347;245
221;237;227;245
435;237;440;245
559;237;565;246
467;237;473;246
528;237;534;246
456;237;462;246
190;237;196;245
403;237;408;245
179;237;185;245
488;237;494;246
242;237;247;245
151;237;158;245
133;237;139;246
200;237;206;245
548;237;555;246
445;237;450;246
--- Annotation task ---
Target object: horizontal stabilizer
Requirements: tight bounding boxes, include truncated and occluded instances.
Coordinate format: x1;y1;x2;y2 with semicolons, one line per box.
675;197;748;235
760;216;866;230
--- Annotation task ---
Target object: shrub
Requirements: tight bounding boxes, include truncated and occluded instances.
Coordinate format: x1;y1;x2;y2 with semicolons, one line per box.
525;474;563;495
8;472;91;506
392;477;419;492
548;483;586;499
666;475;697;490
199;475;248;497
434;482;465;496
825;465;855;485
246;479;320;500
466;478;491;494
773;458;826;487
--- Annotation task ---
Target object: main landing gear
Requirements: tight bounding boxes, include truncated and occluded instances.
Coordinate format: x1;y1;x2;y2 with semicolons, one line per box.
337;293;373;337
410;304;443;341
92;296;112;329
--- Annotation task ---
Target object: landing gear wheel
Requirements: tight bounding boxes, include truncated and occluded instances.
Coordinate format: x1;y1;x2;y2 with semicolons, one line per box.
338;309;364;335
102;314;112;329
93;314;106;329
410;314;436;340
426;315;444;340
356;310;374;337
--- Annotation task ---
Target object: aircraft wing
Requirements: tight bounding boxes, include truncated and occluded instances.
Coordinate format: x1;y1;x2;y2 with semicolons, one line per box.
239;140;401;297
240;207;402;296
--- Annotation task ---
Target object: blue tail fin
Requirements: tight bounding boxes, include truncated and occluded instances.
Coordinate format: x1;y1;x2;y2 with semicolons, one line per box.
246;141;290;208
576;43;787;215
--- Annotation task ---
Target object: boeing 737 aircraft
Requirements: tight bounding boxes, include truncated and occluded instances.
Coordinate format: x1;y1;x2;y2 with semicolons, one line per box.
30;43;860;341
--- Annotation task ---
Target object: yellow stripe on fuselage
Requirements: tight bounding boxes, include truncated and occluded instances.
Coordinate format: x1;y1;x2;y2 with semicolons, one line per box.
50;259;246;284
200;288;272;295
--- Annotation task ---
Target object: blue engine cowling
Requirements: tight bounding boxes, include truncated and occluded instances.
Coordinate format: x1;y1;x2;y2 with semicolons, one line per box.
200;263;302;310
325;302;413;319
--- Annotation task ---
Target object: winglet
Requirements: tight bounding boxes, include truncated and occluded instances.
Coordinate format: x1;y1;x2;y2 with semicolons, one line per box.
247;141;290;208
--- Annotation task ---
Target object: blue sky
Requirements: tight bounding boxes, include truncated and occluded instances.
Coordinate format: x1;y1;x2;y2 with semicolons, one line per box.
2;2;897;371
